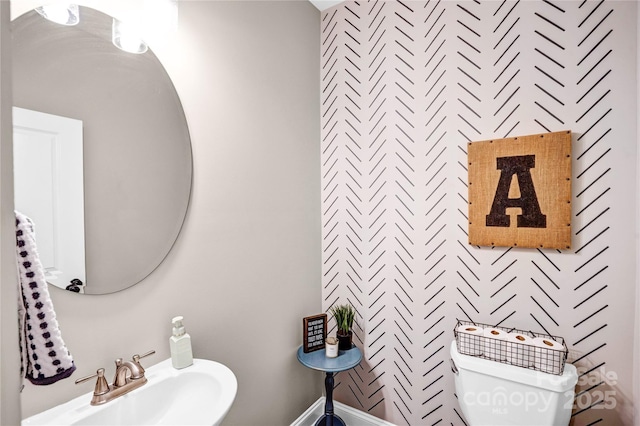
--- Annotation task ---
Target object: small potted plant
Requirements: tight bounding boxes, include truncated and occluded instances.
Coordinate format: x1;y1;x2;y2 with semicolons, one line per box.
330;303;355;350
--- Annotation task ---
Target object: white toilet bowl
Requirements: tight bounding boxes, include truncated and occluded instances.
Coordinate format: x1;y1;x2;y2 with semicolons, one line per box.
450;340;577;425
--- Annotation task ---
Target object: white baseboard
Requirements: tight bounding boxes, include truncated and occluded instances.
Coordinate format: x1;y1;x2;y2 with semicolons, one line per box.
291;397;397;426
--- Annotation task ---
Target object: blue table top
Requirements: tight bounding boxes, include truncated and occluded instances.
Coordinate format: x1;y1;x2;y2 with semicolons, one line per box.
297;345;362;373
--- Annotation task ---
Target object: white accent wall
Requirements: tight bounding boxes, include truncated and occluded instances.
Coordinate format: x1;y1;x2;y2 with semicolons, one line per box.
320;1;637;425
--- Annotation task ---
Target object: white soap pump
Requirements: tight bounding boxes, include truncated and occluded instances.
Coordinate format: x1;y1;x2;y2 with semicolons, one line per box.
170;316;193;369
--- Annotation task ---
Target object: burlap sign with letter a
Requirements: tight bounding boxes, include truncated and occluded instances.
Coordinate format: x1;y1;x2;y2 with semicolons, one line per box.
468;130;572;249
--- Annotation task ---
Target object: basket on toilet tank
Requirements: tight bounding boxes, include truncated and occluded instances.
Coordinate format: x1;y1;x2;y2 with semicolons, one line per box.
454;320;568;375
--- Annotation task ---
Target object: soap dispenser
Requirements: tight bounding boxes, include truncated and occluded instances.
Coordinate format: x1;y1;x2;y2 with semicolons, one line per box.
170;316;193;369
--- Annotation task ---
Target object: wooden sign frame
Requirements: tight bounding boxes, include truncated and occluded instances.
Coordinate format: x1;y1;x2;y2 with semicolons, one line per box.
303;314;327;353
468;130;572;249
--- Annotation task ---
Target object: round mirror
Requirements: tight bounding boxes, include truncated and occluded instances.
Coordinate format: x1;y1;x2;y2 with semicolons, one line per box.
12;6;192;295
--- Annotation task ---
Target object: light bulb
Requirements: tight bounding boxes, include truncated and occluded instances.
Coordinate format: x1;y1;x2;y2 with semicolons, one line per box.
142;0;178;46
112;18;148;54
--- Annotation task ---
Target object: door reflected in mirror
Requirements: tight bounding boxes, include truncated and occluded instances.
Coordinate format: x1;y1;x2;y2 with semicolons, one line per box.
13;107;87;292
12;6;192;294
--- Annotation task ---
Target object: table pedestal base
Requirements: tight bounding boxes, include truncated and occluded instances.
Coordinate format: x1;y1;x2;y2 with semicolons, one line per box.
314;413;346;426
316;371;346;426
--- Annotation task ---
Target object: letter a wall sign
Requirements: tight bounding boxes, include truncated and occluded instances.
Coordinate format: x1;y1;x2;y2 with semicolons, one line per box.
468;130;571;249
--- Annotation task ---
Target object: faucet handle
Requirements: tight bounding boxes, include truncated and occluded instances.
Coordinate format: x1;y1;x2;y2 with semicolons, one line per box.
132;349;155;364
75;368;110;396
129;350;155;380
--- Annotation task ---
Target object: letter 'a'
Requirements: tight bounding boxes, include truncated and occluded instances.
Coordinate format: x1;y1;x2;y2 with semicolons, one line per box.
485;155;547;228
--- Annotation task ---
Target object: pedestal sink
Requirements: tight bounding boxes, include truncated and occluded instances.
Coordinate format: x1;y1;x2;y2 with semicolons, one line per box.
22;358;237;426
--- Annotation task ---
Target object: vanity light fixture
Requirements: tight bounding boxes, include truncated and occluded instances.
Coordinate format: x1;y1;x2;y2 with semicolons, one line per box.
111;0;177;54
35;3;79;26
112;18;148;54
142;0;178;47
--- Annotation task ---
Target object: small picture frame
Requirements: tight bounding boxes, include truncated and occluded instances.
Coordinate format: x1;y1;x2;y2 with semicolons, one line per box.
303;314;327;353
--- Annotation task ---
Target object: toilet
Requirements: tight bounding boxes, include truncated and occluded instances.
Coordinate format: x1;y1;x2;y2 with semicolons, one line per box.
450;341;577;425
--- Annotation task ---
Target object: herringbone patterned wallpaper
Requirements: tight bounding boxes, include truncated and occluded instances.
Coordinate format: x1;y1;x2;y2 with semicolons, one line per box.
320;1;636;425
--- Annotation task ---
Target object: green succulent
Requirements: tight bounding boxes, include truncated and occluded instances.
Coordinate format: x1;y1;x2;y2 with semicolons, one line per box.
330;304;355;334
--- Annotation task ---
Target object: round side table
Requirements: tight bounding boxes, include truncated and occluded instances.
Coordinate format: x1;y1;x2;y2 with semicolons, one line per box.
297;345;362;426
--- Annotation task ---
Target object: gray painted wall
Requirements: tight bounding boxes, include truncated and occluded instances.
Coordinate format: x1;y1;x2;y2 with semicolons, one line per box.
15;1;322;424
1;1;22;425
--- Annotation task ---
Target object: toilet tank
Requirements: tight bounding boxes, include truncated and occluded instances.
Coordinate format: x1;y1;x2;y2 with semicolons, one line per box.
450;341;577;426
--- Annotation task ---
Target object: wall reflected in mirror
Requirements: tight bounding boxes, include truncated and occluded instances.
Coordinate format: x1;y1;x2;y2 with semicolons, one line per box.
12;6;192;295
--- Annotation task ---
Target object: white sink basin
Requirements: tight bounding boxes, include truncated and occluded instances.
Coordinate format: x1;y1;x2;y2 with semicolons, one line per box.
22;358;237;426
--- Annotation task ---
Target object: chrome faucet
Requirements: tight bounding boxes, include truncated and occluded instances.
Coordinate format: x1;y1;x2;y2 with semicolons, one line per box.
75;350;155;405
